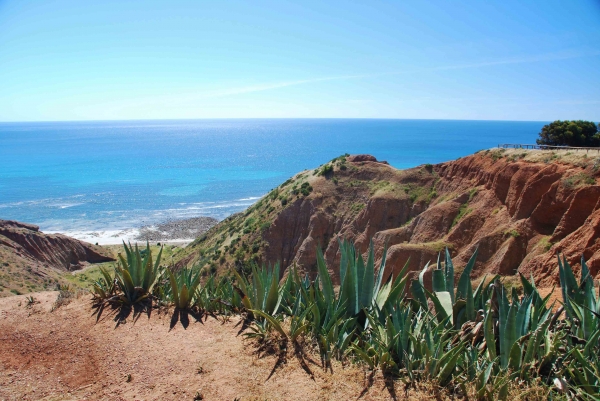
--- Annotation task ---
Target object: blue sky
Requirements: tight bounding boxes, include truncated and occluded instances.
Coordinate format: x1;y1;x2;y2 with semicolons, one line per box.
0;0;598;121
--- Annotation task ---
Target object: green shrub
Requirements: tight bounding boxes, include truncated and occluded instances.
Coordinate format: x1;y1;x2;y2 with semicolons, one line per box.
260;221;271;232
350;202;365;213
300;182;313;196
538;236;553;251
318;164;334;176
468;188;478;201
563;172;595;189
452;203;472;227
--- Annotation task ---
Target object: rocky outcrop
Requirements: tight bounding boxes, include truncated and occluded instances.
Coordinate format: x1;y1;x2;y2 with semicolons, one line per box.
0;219;114;272
179;150;600;286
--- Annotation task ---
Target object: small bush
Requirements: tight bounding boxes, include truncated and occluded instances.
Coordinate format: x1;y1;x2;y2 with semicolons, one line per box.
563;172;595;189
318;164;334;176
300;182;313;196
260;221;271;232
351;202;365;213
505;229;520;238
538;236;553;251
52;284;75;311
452;204;472;227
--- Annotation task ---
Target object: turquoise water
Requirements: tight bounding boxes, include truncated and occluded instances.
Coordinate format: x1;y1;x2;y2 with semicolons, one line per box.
0;119;545;231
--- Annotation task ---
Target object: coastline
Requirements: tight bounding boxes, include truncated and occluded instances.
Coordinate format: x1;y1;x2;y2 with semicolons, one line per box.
48;216;218;246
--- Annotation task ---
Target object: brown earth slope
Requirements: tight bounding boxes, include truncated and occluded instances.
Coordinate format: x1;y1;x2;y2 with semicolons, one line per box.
177;149;600;286
0;293;458;401
0;220;114;296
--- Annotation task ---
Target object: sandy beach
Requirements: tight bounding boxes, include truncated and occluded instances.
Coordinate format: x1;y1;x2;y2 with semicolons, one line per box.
50;216;218;246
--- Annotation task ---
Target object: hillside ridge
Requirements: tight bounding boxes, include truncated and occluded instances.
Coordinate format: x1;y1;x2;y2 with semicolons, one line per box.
175;148;600;285
0;219;114;296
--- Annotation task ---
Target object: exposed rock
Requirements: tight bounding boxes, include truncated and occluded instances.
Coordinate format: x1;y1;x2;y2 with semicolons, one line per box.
0;220;114;296
135;217;218;242
177;149;600;285
0;220;113;270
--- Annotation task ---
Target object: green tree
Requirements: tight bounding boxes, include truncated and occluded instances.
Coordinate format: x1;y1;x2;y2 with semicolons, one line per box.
536;120;599;147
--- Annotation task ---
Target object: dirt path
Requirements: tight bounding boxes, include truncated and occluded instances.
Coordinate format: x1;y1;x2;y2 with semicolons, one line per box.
0;292;439;401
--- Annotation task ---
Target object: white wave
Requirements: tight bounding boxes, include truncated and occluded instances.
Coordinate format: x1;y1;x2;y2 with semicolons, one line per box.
47;228;141;245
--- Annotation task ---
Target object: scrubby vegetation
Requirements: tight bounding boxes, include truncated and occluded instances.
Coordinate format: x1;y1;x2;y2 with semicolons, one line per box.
562;172;596;189
93;239;600;400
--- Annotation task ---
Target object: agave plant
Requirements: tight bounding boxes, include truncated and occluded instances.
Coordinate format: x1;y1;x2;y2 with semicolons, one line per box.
227;236;599;399
91;266;115;302
411;248;483;329
195;275;242;314
558;255;600;340
233;262;282;317
113;241;163;305
165;266;202;309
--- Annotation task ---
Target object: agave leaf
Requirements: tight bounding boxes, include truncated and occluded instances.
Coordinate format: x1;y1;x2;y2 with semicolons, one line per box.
265;263;280;314
411;279;428;310
179;284;190;309
316;247;334;305
476;361;495;399
120;267;136;296
350;344;375;369
418;261;430;287
523;318;550;365
167;269;180;308
444;248;455;303
452;299;467;329
99;266;114;286
373;242;389;297
498;287;518;369
456;247;478;301
250;309;287;338
515;294;533;337
432;269;446;293
427;290;452;321
508;341;522;371
466;278;475;321
472;274;488;309
360;241;375;308
344;247;359;316
377;259;410;311
437;344;464;386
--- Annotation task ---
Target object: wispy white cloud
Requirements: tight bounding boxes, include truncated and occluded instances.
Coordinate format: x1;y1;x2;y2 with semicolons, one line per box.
189;49;599;99
420;49;600;73
193;74;370;99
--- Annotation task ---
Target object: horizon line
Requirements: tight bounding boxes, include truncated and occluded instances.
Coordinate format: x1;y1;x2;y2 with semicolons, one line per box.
0;117;561;124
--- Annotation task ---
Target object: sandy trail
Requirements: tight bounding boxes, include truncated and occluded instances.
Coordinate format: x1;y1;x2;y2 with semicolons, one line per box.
0;292;433;401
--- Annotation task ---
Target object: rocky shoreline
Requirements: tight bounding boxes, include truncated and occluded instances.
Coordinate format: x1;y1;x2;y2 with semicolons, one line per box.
134;216;218;242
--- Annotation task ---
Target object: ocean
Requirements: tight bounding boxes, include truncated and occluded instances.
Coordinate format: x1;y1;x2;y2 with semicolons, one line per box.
0;119;544;240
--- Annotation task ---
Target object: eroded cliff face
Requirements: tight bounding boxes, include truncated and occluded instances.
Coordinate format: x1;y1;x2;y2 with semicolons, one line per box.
180;150;600;285
0;220;114;296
